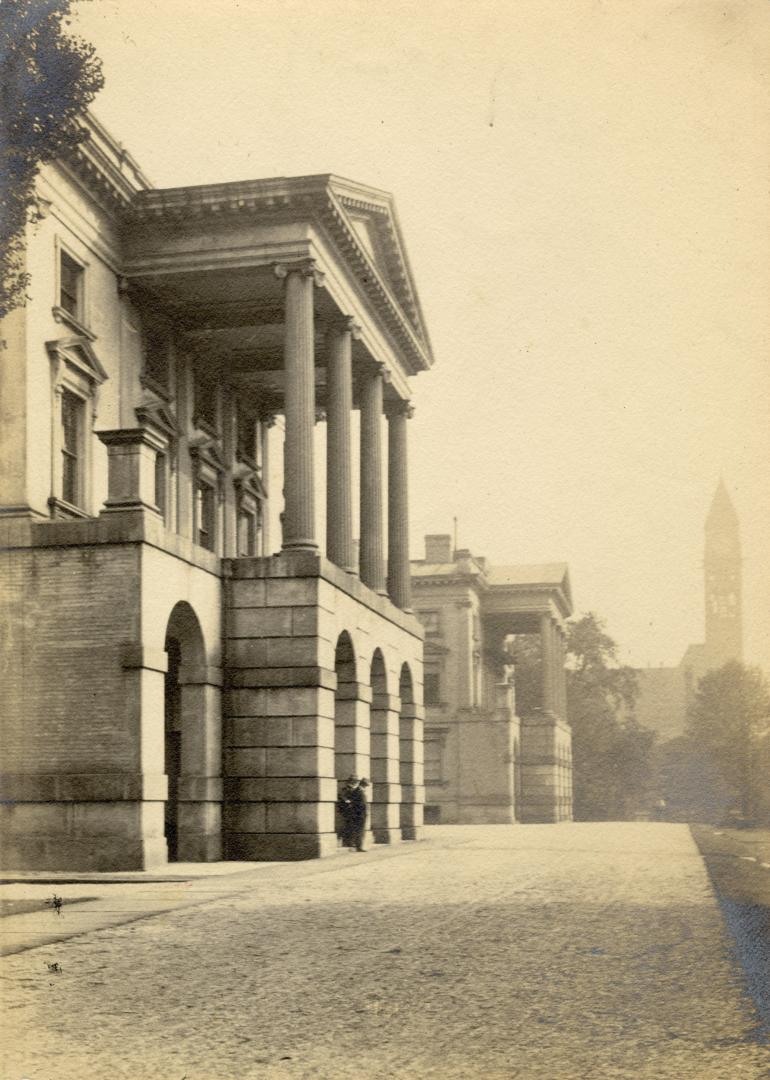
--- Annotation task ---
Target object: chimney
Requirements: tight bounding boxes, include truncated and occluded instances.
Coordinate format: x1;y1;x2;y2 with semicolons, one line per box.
425;534;452;563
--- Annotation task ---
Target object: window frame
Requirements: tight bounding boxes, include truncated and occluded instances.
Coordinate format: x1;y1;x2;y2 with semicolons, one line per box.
53;239;92;337
59;386;85;508
195;476;218;552
423;727;449;786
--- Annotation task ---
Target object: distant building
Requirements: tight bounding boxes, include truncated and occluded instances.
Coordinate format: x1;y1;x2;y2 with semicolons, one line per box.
411;535;573;825
0;112;434;870
634;480;744;741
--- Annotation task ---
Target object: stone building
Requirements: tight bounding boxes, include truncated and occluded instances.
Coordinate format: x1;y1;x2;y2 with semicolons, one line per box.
0;112;433;870
411;535;573;825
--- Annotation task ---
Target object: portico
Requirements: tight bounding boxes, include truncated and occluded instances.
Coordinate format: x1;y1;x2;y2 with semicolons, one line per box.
411;540;573;827
0;124;432;869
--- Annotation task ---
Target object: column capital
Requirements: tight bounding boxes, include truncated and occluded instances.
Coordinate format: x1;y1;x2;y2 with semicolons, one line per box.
385;399;415;420
273;257;325;288
327;315;362;340
259;411;277;429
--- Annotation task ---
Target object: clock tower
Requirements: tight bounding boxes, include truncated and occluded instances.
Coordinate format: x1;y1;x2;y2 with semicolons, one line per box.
703;479;743;670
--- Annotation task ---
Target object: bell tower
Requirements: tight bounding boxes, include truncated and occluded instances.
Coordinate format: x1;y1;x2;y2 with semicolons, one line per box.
703;479;743;670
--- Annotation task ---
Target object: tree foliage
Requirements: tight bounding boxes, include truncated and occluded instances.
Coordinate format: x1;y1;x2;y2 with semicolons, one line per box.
686;660;770;818
512;612;654;821
0;0;103;319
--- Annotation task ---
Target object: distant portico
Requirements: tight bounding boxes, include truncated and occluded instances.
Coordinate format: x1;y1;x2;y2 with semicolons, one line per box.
411;538;573;826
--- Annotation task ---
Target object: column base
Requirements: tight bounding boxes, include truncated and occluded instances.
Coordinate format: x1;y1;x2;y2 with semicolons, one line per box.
373;827;403;845
225;831;338;861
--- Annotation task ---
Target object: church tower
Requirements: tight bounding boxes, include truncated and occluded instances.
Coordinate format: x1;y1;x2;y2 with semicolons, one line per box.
703;479;743;670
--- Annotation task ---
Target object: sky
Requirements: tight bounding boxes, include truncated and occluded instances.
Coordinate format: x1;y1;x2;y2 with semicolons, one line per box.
70;0;770;669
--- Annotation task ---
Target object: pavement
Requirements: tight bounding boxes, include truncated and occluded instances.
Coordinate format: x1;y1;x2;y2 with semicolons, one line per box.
1;822;769;1080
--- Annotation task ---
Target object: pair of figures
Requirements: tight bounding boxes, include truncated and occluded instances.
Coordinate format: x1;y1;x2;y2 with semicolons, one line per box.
337;776;369;852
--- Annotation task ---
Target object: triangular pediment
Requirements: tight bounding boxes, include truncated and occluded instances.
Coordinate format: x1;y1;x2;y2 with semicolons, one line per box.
135;395;179;439
189;432;227;471
326;178;433;361
46;337;108;386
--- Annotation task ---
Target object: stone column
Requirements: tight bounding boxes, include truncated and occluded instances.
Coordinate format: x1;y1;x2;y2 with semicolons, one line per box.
399;703;424;840
259;413;274;555
359;364;387;593
386;401;413;609
326;319;356;571
540;612;556;714
556;625;568;719
370;690;402;843
274;259;323;551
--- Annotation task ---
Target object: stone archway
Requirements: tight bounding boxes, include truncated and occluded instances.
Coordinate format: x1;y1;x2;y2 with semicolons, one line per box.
332;631;369;846
164;601;222;862
370;649;401;844
398;663;423;840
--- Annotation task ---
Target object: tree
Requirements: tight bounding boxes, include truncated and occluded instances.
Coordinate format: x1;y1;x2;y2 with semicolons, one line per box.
512;612;655;820
686;660;770;819
0;0;103;319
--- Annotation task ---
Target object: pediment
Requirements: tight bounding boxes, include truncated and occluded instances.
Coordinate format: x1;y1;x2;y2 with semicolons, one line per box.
189;432;227;471
46;337;108;386
135;395;179;439
326;178;432;357
233;461;268;501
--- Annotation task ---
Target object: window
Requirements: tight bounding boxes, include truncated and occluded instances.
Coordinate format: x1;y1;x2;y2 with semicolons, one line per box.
60;251;84;320
155;453;167;518
424;670;441;706
237;402;257;463
143;322;172;395
424;737;444;784
195;480;216;551
238;507;257;556
193;364;219;433
418;610;441;638
60;388;84;506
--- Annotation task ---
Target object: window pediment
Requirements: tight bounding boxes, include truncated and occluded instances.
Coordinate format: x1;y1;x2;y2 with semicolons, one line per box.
46;337;108;389
189;432;226;472
135;396;179;441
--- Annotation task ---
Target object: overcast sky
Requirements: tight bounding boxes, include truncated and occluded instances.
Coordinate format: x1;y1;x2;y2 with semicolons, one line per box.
71;0;770;669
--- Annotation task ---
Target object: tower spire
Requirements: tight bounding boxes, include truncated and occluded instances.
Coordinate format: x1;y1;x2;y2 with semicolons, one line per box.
703;479;742;669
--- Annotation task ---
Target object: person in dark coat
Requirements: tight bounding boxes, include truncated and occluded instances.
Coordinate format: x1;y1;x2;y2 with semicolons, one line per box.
347;777;369;852
336;775;357;848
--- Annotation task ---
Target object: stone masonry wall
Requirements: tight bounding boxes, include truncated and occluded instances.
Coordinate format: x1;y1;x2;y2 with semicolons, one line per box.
224;551;424;861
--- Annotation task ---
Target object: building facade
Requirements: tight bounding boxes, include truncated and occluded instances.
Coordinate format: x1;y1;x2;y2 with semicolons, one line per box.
411;535;573;825
0;113;433;870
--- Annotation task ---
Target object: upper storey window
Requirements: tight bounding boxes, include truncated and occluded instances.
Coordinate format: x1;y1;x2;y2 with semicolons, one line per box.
60;252;83;319
193;363;220;435
54;243;92;338
142;322;172;397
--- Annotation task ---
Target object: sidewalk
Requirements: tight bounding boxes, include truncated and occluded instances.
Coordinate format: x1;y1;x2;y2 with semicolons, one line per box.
0;845;407;956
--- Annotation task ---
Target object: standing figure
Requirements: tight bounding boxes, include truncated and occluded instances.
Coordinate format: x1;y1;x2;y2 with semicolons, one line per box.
348;777;370;852
336;775;358;848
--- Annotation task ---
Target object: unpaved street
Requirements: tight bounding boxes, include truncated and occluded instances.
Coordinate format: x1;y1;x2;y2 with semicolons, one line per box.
1;823;768;1080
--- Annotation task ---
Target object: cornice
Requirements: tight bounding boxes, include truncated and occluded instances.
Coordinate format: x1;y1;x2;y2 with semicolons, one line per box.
123;177;433;376
59;112;152;216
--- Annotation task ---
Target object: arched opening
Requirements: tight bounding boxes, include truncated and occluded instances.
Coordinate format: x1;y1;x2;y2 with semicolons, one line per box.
398;663;422;839
164;636;183;860
370;649;399;844
333;631;361;848
163;601;219;863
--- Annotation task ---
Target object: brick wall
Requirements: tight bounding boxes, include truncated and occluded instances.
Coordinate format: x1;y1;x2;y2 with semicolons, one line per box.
1;544;141;772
